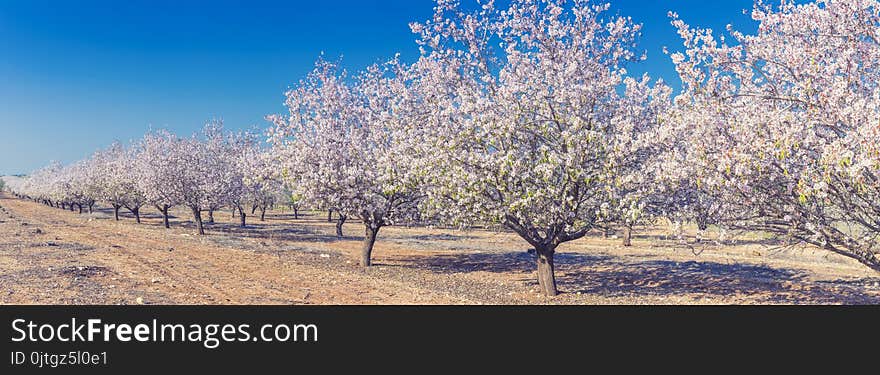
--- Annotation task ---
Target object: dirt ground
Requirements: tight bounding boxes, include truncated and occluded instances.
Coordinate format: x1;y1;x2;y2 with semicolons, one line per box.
1;192;879;305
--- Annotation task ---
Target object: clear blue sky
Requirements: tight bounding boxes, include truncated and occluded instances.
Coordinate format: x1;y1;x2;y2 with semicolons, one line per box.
0;0;759;175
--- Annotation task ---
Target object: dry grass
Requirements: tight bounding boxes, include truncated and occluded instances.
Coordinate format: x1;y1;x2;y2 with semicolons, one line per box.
1;193;878;305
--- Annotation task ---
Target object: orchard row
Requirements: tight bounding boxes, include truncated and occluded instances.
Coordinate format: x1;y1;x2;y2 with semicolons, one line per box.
5;0;880;295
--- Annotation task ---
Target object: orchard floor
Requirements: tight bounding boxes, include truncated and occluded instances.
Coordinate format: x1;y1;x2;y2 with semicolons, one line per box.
1;193;879;305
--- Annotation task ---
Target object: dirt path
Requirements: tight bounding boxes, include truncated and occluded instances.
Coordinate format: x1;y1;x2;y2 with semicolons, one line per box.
0;194;467;304
2;193;880;305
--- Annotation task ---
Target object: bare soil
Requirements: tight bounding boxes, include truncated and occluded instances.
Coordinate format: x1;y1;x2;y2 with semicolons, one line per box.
1;193;878;305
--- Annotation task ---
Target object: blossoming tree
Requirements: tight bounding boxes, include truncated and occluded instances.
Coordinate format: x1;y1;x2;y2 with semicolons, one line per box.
409;0;667;295
94;142;147;222
268;57;423;266
136;130;187;229
667;0;880;270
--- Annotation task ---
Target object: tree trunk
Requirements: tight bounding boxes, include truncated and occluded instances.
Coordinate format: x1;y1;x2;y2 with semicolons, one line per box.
77;204;83;214
251;205;258;215
161;205;170;229
192;207;205;235
535;246;558;296
622;224;633;247
260;206;266;221
327;210;333;222
336;215;347;238
293;208;298;220
207;209;214;224
131;207;141;224
88;204;93;214
603;227;614;239
696;218;709;244
231;208;236;218
238;206;246;228
113;205;121;221
361;224;380;267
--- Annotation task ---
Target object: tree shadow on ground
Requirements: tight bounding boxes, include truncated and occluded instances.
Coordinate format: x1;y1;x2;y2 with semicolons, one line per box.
392;233;482;242
630;232;784;247
560;260;880;304
89;207;174;221
265;213;321;221
396;251;880;304
393;251;613;275
198;221;347;243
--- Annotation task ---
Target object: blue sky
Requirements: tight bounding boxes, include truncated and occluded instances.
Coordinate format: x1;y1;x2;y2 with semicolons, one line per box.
0;0;759;174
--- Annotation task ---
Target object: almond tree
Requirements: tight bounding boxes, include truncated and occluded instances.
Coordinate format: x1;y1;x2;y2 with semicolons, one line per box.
64;157;102;214
166;121;247;234
49;164;72;210
248;153;283;223
178;135;211;235
229;133;280;227
93;145;127;219
174;124;228;235
668;0;880;270
604;76;673;246
228;133;257;228
651;101;725;241
287;191;304;219
268;57;423;266
135;130;186;229
201;121;239;224
94;142;147;222
410;0;666;295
